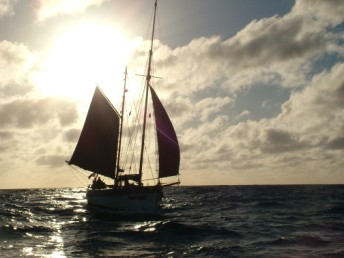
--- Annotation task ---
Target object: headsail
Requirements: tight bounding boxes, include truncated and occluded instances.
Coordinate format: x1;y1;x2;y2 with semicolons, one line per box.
69;87;120;179
150;86;180;178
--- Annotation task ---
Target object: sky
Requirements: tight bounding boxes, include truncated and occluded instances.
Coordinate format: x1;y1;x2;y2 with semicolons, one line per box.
0;0;344;189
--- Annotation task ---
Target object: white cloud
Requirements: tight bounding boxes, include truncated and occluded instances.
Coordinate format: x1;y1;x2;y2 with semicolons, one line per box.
0;40;78;129
0;40;81;188
236;110;250;120
0;40;37;97
160;0;344;183
35;0;108;22
292;0;344;27
0;0;16;18
195;96;232;122
160;0;344;99
180;62;344;182
276;63;344;135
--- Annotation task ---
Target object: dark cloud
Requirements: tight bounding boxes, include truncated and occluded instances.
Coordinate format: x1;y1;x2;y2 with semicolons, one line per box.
57;104;78;126
266;129;293;145
337;82;344;100
1;83;34;97
0;97;78;128
326;137;344;150
0;131;13;139
63;128;80;142
261;128;305;153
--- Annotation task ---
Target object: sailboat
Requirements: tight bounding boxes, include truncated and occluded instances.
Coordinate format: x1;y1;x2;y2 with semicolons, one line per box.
66;0;180;215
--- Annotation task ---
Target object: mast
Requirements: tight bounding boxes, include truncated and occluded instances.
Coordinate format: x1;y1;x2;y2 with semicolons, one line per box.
138;0;158;184
115;67;128;185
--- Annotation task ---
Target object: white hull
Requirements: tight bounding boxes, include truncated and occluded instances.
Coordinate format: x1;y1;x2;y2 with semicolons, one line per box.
86;187;162;215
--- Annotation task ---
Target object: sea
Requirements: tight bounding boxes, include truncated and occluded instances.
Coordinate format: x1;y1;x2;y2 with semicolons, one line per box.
1;185;344;257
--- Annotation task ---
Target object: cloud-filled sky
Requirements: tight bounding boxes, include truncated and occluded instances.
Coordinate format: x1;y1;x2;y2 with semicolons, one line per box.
1;0;344;188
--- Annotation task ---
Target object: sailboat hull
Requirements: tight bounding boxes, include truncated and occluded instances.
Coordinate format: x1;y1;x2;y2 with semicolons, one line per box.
86;187;162;215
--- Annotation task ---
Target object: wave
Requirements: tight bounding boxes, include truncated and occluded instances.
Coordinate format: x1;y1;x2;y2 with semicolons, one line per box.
262;234;331;247
143;220;243;239
1;185;344;257
326;203;344;214
0;224;54;239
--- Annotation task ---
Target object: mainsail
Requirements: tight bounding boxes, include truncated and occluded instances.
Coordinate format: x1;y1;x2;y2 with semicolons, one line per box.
150;86;180;178
69;87;120;179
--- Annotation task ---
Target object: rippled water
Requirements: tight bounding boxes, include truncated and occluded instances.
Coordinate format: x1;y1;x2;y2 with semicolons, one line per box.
1;185;344;257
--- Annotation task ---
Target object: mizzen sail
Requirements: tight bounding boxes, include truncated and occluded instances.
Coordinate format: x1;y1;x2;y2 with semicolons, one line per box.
150;86;180;178
69;87;120;179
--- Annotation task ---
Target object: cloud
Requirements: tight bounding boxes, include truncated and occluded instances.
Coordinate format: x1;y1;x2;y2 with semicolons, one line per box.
0;40;78;129
195;96;232;122
160;0;344;99
40;0;344;184
260;128;306;154
276;63;344;135
236;110;250;120
63;128;81;142
292;0;344;27
170;21;344;178
0;0;16;18
180;115;229;170
2;0;344;187
326;137;344;150
0;40;37;97
0;131;16;153
184;62;344;176
0;131;12;139
0;38;81;185
35;0;108;22
0;97;78;128
151;0;344;183
36;155;66;168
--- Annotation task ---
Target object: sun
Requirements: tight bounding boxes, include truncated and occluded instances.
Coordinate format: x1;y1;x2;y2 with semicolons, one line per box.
34;21;137;105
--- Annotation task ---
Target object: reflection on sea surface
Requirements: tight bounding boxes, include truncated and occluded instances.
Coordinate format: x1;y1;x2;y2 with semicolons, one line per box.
1;186;344;257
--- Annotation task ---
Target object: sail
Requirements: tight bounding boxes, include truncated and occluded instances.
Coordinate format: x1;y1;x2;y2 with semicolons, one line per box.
150;86;180;178
69;87;120;179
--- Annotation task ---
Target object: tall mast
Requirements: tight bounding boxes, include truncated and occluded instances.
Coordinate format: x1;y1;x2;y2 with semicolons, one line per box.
138;0;158;184
115;67;128;185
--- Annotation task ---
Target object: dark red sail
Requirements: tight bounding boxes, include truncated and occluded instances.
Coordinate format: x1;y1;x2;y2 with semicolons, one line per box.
69;87;120;179
150;86;180;178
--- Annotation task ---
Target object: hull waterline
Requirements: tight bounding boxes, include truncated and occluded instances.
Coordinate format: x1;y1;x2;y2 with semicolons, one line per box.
86;187;162;215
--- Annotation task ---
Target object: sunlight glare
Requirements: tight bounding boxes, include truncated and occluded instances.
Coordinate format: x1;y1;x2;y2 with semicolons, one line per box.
35;22;134;104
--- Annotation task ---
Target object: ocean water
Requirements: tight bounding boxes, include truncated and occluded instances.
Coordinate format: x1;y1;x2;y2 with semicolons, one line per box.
1;185;344;257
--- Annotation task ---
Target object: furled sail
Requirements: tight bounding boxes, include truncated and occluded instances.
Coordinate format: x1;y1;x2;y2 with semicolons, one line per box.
150;86;180;178
69;87;120;179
